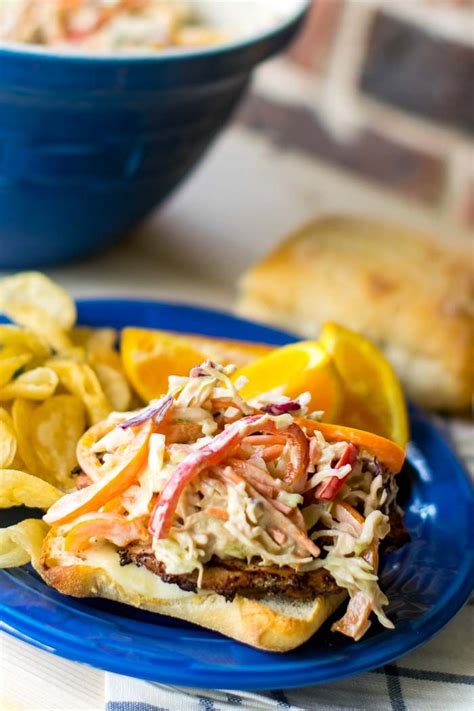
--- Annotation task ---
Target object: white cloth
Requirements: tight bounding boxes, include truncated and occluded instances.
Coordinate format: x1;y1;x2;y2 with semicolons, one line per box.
106;418;474;711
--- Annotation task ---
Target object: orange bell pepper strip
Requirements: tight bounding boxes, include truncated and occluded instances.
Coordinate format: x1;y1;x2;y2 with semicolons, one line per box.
64;513;148;553
332;591;373;641
44;420;152;526
101;496;125;514
296;418;406;473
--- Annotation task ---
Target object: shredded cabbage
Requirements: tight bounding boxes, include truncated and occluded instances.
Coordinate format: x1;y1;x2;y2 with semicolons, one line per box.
354;511;390;555
250;390;312;417
305;463;352;491
153;480;314;577
363;474;387;516
277;491;304;508
319;554;394;629
93;425;132;453
310;509;393;629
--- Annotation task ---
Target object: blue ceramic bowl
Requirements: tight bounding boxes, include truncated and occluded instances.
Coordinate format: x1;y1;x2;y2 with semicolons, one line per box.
0;1;308;268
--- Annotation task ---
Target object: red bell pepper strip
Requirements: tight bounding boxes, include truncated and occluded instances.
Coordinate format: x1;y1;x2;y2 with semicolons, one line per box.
149;414;270;538
149;414;308;539
297;419;405;473
315;443;358;501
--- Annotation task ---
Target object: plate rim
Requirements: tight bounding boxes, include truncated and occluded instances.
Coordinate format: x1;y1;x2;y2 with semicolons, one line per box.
1;297;473;690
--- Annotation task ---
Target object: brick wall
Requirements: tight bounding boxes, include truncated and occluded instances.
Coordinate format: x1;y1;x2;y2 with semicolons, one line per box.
236;0;474;233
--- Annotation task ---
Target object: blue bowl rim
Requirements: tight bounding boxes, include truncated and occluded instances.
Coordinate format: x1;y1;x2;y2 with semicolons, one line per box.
0;0;310;64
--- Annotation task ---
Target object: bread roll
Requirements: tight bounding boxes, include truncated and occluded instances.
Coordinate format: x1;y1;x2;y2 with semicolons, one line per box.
39;531;346;652
238;216;473;412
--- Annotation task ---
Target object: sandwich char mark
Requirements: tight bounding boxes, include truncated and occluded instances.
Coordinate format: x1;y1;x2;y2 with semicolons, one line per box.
117;547;341;601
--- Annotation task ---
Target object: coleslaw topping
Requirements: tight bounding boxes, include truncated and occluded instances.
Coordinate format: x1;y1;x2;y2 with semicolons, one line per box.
45;360;407;640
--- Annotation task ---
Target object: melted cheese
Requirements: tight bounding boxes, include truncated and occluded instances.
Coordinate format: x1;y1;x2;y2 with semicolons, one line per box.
57;542;194;600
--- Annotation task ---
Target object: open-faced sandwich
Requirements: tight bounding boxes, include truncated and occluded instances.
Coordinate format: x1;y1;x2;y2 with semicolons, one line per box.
39;361;408;651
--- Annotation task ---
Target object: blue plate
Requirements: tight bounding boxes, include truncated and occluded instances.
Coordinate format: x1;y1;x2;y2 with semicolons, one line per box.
1;299;473;690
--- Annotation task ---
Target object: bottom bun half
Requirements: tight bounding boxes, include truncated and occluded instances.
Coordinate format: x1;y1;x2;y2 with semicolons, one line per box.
39;530;347;652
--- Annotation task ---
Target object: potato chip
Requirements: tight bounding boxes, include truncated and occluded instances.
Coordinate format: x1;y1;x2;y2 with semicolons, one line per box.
2;404;25;471
0;367;58;400
0;271;76;330
30;395;86;488
70;327;132;412
5;306;74;353
0;469;62;509
0;406;14;428
0;519;49;569
9;452;27;470
48;360;111;424
0;323;51;359
71;326;117;353
11;399;42;475
0;417;17;468
33;315;73;353
60;346;87;362
93;362;131;412
0;324;50;359
0;353;32;388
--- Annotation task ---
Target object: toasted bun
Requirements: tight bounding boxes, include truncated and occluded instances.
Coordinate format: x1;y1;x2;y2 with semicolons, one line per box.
238;216;473;412
39;530;346;652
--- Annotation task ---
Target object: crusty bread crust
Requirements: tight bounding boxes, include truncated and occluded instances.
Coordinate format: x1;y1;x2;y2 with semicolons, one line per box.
238;216;473;412
39;530;346;652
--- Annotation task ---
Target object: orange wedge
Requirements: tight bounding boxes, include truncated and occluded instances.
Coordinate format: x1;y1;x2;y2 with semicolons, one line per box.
121;327;273;402
175;333;273;367
235;341;342;422
319;322;409;447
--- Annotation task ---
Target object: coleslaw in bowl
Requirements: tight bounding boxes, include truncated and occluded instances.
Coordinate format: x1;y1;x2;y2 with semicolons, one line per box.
0;0;309;57
1;0;228;53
